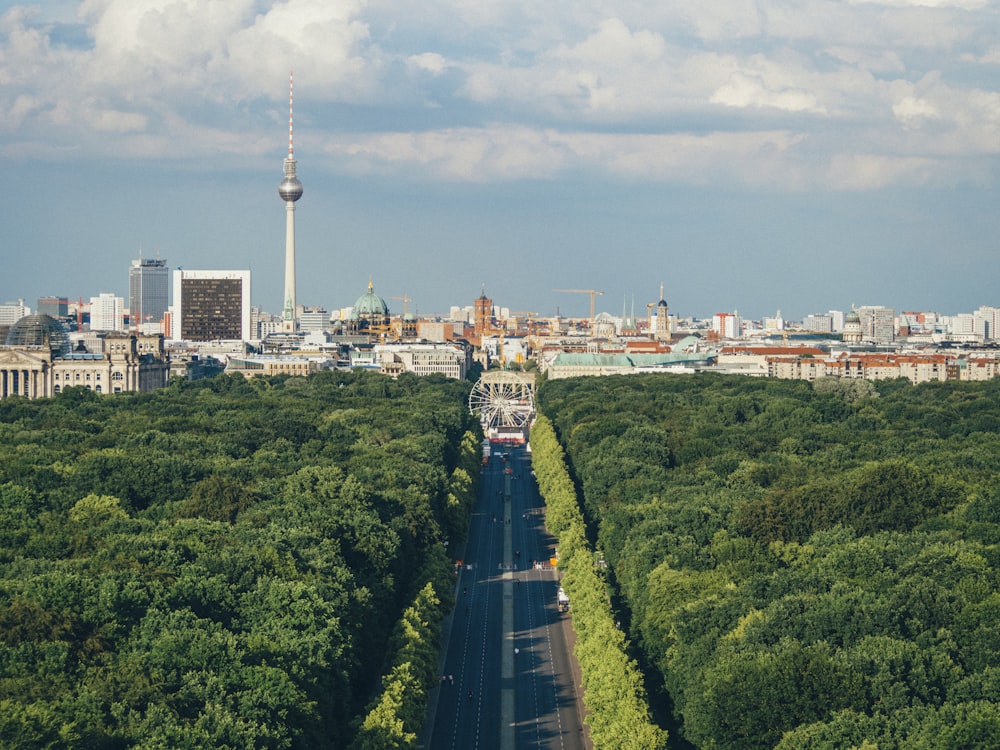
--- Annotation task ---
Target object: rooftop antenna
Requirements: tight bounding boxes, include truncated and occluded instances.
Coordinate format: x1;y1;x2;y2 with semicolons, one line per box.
288;70;295;159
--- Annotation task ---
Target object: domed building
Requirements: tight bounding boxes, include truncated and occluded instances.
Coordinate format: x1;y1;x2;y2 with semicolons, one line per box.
348;278;390;334
0;314;169;400
843;309;863;345
5;313;72;357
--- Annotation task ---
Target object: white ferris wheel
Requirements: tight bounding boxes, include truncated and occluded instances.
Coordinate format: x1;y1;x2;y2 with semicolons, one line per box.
468;371;536;431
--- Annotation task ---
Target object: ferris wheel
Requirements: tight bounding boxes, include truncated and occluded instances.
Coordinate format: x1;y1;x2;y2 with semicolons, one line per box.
468;371;536;431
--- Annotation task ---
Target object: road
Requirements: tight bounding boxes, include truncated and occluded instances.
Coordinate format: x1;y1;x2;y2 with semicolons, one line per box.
426;444;589;750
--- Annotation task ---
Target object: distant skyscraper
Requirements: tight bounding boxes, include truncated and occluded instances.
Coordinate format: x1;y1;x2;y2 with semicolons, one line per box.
278;71;303;333
129;257;169;329
172;270;251;342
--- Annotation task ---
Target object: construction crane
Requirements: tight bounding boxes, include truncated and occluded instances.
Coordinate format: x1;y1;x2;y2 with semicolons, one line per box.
553;289;604;323
391;293;414;316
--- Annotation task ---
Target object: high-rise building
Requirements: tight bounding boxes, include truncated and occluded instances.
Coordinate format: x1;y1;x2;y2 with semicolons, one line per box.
37;297;69;318
857;305;895;345
713;311;742;339
278;72;303;333
129;257;169;330
89;293;125;332
974;306;1000;341
172;270;251;342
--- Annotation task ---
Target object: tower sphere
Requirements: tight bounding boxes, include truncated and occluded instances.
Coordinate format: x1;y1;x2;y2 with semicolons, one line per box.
279;172;303;202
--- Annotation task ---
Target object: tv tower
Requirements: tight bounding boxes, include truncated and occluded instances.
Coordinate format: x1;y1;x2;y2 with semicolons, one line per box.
278;71;303;332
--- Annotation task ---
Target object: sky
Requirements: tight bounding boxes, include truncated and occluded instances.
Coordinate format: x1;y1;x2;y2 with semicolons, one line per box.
1;0;999;322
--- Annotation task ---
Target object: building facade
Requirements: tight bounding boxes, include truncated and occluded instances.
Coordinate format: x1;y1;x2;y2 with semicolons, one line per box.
89;292;125;332
374;343;469;379
654;287;671;342
0;300;30;326
858;305;895;344
172;270;251;342
0;314;169;399
37;297;69;318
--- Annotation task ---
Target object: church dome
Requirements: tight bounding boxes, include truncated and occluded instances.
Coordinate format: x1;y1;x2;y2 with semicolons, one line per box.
5;313;71;357
350;279;389;321
845;310;861;324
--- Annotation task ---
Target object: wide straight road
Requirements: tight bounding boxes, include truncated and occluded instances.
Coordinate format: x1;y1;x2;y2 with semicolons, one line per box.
427;443;589;750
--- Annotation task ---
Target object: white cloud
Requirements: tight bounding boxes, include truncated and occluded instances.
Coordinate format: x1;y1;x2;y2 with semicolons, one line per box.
893;95;940;125
849;0;990;8
408;52;449;75
0;0;997;191
827;152;943;189
327;125;814;187
710;70;825;113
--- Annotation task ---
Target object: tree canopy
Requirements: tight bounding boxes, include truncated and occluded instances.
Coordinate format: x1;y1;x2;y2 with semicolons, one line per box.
0;371;480;748
537;373;1000;749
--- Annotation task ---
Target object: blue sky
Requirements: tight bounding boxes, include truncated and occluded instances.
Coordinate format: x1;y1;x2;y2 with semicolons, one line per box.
1;0;998;321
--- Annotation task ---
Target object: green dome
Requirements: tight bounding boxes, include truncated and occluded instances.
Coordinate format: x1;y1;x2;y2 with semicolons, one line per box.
5;313;71;357
350;279;389;321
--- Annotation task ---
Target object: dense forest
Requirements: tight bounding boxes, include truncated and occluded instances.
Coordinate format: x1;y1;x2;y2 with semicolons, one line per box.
538;374;1000;750
0;371;481;748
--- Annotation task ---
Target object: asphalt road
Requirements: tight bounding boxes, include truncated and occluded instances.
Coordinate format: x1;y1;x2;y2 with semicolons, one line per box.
427;444;589;750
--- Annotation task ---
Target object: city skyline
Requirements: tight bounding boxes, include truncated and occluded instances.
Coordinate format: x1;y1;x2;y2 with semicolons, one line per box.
1;1;999;321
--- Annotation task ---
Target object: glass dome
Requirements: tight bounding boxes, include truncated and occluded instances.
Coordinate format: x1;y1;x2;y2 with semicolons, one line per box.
5;313;72;357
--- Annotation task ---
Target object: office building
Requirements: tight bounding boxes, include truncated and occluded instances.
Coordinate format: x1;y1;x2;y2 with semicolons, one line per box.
857;305;895;345
299;307;329;333
89;293;125;332
172;270;251;342
129;258;169;329
0;300;30;326
803;313;833;333
37;297;69;318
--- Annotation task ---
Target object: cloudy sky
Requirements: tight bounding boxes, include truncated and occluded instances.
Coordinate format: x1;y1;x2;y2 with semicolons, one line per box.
1;0;998;321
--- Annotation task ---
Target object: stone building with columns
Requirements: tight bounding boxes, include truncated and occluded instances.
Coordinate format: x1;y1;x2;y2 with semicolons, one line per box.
0;314;169;400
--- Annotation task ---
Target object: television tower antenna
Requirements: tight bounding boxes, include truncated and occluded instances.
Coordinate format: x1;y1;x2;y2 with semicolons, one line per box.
279;71;303;333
